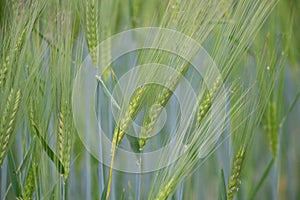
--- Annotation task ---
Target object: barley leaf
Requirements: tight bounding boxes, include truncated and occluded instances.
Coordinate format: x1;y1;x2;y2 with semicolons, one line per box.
7;151;21;197
249;159;274;200
96;75;120;110
218;168;227;200
31;122;65;175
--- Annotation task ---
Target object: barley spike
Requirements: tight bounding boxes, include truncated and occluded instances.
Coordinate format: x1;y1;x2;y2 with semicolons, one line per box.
0;89;21;166
263;101;279;159
227;146;245;200
86;0;99;67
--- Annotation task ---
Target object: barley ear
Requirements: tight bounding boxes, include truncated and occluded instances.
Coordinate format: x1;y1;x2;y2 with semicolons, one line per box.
0;28;25;88
0;56;9;87
0;89;21;166
227;146;246;200
21;162;37;200
196;76;221;127
139;89;172;149
85;0;99;67
58;101;72;180
117;85;146;143
262;101;279;159
106;85;146;199
138;65;189;149
0;67;8;88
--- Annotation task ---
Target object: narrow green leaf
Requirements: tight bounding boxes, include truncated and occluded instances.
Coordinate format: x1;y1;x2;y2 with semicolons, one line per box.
96;75;120;110
120;188;126;200
18;138;36;172
281;89;300;125
7;151;21;197
249;159;274;200
101;184;108;200
218;168;227;200
126;135;141;153
128;181;136;200
32;123;65;174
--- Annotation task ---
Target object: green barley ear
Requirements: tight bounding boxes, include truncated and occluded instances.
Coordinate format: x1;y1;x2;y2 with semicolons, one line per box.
0;57;9;87
138;64;189;149
0;27;26;88
58;100;72;180
106;85;146;200
0;89;21;166
256;29;288;161
116;85;146;143
85;0;99;67
21;162;37;200
196;76;221;127
262;101;279;159
138;87;175;149
227;146;246;200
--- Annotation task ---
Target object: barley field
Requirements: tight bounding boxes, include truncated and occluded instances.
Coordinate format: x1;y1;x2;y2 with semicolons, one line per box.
0;0;299;199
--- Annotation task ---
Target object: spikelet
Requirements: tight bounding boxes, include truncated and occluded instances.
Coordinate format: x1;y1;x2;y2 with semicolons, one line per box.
85;0;99;67
0;89;21;166
58;101;72;180
262;101;279;159
227;146;245;200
